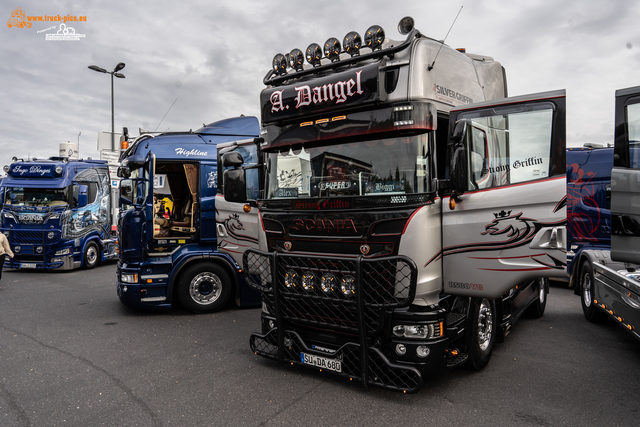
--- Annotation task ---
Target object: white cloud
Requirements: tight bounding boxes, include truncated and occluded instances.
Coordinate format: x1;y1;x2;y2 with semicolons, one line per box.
1;0;639;174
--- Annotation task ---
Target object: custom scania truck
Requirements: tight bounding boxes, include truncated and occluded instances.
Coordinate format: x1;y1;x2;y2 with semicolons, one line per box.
222;17;567;392
1;156;117;270
116;116;262;313
568;86;640;340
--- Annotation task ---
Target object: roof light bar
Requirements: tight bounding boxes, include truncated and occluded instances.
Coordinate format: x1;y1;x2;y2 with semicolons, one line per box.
265;16;419;85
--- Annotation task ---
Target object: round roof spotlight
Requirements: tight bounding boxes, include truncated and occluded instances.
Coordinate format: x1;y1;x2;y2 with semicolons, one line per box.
3;165;9;173
306;43;322;67
397;16;415;35
272;53;288;76
343;31;362;57
324;37;341;62
364;25;385;51
12;156;18;163
289;48;305;71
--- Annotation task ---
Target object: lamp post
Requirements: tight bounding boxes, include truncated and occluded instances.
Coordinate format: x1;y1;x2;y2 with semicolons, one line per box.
88;62;126;151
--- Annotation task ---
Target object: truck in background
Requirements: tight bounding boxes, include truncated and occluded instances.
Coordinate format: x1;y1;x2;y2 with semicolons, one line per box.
116;116;262;313
568;86;640;340
223;17;567;392
1;156;117;270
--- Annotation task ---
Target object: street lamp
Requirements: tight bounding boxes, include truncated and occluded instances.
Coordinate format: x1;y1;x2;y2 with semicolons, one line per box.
88;62;126;151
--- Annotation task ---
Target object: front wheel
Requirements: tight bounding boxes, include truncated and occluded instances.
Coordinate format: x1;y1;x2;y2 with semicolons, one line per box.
178;263;232;313
83;242;99;269
580;260;605;323
525;277;548;318
466;297;497;370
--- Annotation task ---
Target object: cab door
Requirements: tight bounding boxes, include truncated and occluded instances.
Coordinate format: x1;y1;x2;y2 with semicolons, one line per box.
215;140;261;266
611;86;640;263
442;90;566;298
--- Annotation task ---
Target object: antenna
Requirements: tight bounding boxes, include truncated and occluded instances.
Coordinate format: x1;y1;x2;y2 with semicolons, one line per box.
154;98;178;132
428;6;463;71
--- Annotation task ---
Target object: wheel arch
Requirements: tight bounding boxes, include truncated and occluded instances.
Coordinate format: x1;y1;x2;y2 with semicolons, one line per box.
168;253;239;303
80;235;103;266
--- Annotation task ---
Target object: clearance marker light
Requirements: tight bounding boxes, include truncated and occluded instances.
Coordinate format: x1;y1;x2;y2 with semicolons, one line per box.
243;204;251;213
449;198;456;210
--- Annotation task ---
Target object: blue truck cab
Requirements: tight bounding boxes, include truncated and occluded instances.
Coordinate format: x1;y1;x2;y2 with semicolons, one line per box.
566;145;613;282
116;116;262;313
567;85;640;340
1;157;117;270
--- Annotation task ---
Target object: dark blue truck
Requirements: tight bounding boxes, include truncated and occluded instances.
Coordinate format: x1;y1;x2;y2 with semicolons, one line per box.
1;157;117;270
567;86;640;340
115;116;263;313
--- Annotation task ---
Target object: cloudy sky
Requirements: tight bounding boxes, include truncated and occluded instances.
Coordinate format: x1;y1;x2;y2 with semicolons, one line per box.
1;0;639;174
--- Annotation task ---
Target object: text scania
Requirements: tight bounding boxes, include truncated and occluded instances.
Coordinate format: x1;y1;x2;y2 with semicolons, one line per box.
271;70;364;113
291;218;358;233
175;148;208;157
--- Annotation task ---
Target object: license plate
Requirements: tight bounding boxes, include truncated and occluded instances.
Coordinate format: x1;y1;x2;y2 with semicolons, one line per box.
300;352;342;372
21;263;36;269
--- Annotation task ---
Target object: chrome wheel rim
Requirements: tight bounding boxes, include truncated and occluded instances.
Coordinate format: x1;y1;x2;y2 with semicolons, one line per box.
477;298;493;352
538;278;546;304
582;271;592;308
189;272;222;305
86;245;98;266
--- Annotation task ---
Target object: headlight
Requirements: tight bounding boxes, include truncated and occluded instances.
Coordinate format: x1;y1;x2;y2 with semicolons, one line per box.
301;272;317;291
14;245;21;253
54;248;71;256
36;246;43;254
47;231;56;239
340;275;356;297
284;269;299;289
321;273;337;293
121;273;138;284
392;322;443;340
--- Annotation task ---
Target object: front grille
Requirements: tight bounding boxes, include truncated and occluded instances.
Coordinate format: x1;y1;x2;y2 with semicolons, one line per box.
244;249;420;392
4;229;62;245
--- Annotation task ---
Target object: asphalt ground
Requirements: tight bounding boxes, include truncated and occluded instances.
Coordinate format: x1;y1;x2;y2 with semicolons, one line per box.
1;263;639;426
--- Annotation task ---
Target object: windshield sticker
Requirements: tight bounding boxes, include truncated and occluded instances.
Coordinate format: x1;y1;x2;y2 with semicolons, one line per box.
366;181;406;194
276;188;298;198
319;181;351;191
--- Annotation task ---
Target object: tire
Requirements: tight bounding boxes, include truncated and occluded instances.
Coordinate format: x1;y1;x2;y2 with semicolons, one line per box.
580;260;605;323
178;263;232;313
525;277;548;318
466;297;497;370
83;242;99;269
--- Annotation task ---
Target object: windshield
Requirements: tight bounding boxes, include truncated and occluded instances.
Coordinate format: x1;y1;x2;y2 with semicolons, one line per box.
265;133;429;199
4;187;69;206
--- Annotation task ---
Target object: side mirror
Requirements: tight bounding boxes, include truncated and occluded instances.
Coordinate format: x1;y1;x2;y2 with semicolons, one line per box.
77;185;88;208
222;151;244;168
451;119;469;143
119;179;134;206
223;168;247;203
117;166;131;178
